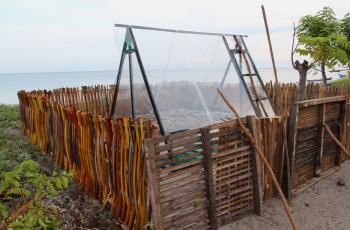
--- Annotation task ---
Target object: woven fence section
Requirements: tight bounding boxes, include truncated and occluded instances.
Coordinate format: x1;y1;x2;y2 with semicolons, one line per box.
211;120;256;225
144;117;264;229
291;98;346;189
17;90;157;229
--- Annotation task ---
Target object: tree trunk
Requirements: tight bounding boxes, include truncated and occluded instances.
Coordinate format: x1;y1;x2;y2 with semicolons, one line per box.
321;64;327;85
295;60;309;101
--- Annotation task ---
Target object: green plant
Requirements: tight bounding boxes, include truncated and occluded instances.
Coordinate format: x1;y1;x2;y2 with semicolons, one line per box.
0;104;19;129
8;203;60;230
296;7;350;84
0;160;71;229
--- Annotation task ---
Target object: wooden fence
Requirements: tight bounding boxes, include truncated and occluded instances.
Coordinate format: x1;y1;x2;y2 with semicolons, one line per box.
266;82;350;116
18;90;158;229
144;116;286;229
288;96;348;196
17;83;350;229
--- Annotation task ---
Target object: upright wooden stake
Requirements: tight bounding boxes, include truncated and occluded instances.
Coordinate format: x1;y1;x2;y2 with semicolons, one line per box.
201;127;218;230
217;88;299;230
247;116;263;215
261;5;278;84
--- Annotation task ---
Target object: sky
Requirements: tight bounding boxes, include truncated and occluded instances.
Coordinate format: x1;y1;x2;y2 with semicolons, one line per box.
0;0;349;74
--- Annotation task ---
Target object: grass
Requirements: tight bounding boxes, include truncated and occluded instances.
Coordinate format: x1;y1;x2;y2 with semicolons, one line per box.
329;77;350;86
0;104;70;229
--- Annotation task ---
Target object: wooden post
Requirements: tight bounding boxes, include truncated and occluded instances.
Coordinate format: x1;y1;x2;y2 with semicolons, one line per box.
261;5;278;84
315;104;325;176
336;101;346;165
144;139;163;230
200;127;218;230
287;103;299;199
247;116;263;215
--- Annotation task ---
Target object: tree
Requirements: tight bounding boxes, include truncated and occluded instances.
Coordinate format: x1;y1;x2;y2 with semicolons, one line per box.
341;13;350;39
341;13;350;73
296;7;349;84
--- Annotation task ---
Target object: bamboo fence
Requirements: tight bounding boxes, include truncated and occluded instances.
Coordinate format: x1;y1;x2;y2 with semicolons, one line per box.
17;83;350;229
18;89;157;229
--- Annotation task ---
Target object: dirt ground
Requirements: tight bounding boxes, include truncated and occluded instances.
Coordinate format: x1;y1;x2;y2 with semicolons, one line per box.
222;161;350;230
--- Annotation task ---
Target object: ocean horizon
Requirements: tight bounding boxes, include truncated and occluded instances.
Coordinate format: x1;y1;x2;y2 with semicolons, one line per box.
0;68;342;104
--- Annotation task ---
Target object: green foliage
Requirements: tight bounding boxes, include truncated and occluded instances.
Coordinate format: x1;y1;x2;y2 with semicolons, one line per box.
0;105;72;229
8;203;60;230
341;13;350;60
0;202;8;219
297;7;340;37
0;104;19;129
296;7;350;68
0;160;71;228
341;13;350;39
329;77;350;86
0;129;40;173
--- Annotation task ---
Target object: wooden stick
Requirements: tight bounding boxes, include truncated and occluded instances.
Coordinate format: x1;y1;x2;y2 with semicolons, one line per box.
261;5;278;84
6;198;35;224
217;88;299;230
324;123;350;158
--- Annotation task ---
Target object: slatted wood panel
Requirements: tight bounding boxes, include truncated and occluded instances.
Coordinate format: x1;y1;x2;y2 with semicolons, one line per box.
146;128;210;230
145;118;262;229
290;97;346;192
211;120;256;225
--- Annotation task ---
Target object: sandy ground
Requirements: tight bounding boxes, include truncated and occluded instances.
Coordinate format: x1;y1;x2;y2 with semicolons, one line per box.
222;161;350;230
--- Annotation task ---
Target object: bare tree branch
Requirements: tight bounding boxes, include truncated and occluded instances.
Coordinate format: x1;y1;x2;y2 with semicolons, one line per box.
291;23;298;69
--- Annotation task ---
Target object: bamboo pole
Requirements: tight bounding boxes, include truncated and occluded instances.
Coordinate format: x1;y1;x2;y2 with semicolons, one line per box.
261;5;278;84
324;123;350;158
217;88;299;230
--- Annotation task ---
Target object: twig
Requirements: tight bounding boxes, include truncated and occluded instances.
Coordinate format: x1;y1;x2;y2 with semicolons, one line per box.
291;23;298;70
217;88;300;230
6;197;35;224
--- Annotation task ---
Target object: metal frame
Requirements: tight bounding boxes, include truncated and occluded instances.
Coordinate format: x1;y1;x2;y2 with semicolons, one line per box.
240;37;277;115
222;35;262;116
110;27;166;135
110;24;275;134
115;24;247;37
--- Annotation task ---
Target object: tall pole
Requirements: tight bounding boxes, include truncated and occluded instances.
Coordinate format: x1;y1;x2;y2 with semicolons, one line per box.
261;5;279;84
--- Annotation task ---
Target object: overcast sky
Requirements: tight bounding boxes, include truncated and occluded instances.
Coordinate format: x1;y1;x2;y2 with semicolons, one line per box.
0;0;348;73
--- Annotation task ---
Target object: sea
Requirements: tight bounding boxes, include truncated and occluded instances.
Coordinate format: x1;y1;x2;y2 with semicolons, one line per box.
0;68;343;104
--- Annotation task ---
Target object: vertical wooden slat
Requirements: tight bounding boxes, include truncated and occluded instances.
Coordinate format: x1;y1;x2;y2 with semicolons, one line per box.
200;127;218;230
336;101;346;165
315;103;325;176
144;139;163;230
288;102;299;199
247;116;263;215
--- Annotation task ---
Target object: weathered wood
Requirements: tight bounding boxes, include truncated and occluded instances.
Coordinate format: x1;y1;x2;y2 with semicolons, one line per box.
315;103;325;176
296;96;345;108
144;139;164;230
324;123;350;159
217;89;300;230
201;127;218;230
247;116;263;215
288;102;298;199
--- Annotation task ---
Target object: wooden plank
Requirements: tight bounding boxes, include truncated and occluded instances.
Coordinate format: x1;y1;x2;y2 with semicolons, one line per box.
336;101;346;165
247;116;263;215
144;139;164;230
201;127;218;230
296;96;345;108
287;102;298;199
315;103;325;177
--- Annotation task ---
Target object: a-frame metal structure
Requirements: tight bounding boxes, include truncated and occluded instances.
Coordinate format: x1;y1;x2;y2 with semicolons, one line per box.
110;24;276;135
